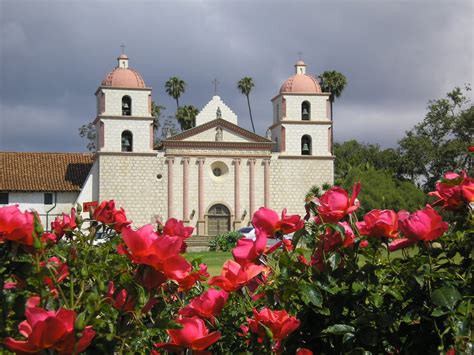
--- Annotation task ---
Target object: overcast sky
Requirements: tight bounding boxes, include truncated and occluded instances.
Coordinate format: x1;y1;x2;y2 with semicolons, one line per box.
0;0;472;152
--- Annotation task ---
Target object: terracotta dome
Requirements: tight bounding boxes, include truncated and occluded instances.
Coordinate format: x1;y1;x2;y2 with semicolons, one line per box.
279;61;321;94
101;67;146;88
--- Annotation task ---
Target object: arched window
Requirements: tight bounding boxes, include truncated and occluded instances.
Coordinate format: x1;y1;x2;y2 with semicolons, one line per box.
301;101;310;120
121;130;133;152
301;135;312;155
122;95;132;116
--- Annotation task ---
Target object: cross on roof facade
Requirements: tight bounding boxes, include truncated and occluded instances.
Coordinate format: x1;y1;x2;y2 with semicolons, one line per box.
120;43;126;54
212;78;220;94
297;51;303;60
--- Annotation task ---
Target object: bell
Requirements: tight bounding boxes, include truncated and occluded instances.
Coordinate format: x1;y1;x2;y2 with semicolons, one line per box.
302;143;310;153
122;138;131;147
302;108;309;115
123;102;130;109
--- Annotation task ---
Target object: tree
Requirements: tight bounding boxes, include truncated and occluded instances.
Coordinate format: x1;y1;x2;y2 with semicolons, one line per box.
237;77;256;133
151;101;166;146
318;71;347;153
334;140;400;181
165;77;186;110
176;105;199;131
78;122;96;152
341;166;426;213
398;86;473;191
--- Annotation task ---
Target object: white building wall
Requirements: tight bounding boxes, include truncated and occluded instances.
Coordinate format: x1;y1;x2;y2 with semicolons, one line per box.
6;192;79;229
75;160;99;205
272;96;283;123
101;88;152;117
195;96;237;126
282;124;331;156
100;118;153;153
282;94;330;121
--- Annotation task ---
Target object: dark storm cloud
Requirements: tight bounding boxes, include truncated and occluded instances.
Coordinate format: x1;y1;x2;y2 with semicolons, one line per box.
0;0;472;151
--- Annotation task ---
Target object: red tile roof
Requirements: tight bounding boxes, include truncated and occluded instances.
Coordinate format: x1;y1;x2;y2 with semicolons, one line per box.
0;152;93;192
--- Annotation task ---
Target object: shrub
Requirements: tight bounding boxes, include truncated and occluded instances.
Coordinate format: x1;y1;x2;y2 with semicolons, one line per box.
209;230;241;251
0;168;472;354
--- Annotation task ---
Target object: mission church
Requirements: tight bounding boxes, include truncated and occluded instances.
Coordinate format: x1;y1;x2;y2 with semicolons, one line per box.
0;53;334;240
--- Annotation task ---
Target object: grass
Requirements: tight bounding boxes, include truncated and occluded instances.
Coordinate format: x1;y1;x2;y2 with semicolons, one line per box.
186;251;232;277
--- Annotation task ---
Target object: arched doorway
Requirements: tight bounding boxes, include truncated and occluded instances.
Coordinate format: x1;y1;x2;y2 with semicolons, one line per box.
207;204;231;236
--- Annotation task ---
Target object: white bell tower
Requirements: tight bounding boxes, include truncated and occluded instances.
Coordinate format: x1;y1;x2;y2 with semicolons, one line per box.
94;53;154;153
269;60;332;157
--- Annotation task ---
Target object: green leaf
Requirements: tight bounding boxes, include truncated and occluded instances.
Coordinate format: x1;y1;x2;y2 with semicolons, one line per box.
300;284;323;307
322;324;355;335
431;286;462;309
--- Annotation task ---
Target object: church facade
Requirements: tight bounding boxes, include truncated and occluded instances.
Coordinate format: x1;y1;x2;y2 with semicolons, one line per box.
1;54;334;237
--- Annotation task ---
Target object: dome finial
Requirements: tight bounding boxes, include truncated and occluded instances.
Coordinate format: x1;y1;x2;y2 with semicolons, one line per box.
117;44;129;69
295;51;306;74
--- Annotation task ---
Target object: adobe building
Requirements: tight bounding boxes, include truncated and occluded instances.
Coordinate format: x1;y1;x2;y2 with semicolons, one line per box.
1;54;334;240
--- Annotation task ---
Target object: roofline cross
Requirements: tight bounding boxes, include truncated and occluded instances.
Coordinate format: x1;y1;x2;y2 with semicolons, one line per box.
212;78;219;94
120;43;126;54
297;51;303;61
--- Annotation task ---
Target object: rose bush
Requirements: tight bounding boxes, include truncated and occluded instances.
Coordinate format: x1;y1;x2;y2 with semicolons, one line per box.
0;168;472;354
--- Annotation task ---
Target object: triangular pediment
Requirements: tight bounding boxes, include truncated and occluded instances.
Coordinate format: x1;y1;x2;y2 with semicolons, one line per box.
165;118;271;143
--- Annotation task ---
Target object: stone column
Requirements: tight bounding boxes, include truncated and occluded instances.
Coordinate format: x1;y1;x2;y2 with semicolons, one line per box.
197;158;206;235
263;159;271;208
233;158;241;230
248;158;256;220
182;157;190;222
166;157;175;219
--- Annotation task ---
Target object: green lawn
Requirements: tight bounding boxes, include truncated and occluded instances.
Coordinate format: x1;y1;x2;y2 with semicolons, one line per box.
186;251;232;277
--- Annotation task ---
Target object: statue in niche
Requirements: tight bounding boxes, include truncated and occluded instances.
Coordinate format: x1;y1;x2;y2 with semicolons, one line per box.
215;127;223;142
266;128;272;140
216;107;222;119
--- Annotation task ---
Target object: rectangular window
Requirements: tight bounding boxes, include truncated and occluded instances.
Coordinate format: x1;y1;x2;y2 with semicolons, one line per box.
44;193;53;205
0;192;8;204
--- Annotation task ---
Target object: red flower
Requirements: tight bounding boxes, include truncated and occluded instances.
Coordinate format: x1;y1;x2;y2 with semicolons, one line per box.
429;171;474;210
389;205;448;251
161;218;194;239
252;207;304;238
155;317;221;352
51;208;77;238
356;209;399;239
315;183;361;223
93;200;130;232
208;260;264;292
0;205;35;246
321;221;355;252
297;349;313;355
40;257;69;297
5;296;95;354
135;266;167;290
247;307;300;350
232;232;267;265
121;225;193;281
179;289;229;320
83;201;98;213
106;281;135;312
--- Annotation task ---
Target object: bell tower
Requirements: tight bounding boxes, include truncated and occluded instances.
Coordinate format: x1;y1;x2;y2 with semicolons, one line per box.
269;60;333;157
94;53;154;153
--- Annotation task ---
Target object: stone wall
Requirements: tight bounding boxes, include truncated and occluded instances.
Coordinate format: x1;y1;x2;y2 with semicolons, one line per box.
98;154;167;226
270;157;334;215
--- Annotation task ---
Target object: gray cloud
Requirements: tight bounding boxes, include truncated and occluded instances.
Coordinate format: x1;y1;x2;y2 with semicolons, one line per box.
1;0;472;151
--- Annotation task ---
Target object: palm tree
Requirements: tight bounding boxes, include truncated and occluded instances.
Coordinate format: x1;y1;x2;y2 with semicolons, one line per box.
176;105;199;131
318;71;347;154
165;77;186;110
151;101;166;146
237;77;256;133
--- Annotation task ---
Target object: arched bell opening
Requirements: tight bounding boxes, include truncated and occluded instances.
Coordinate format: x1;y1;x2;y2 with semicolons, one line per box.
121;130;133;152
301;101;310;120
301;135;312;156
122;95;132;116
